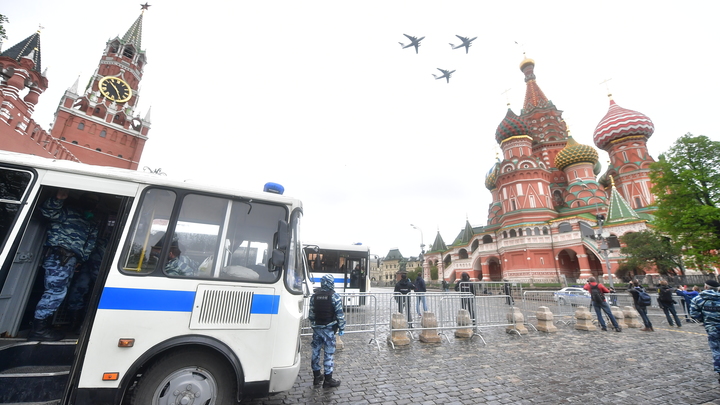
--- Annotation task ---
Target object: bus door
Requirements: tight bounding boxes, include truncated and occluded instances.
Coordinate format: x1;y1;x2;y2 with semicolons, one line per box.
0;170;134;403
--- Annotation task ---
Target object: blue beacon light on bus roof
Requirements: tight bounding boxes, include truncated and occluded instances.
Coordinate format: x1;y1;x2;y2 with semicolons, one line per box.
263;182;285;195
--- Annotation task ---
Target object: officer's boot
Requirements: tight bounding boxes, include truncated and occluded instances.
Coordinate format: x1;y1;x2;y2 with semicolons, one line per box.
68;310;84;335
322;373;341;388
312;370;323;386
28;317;65;341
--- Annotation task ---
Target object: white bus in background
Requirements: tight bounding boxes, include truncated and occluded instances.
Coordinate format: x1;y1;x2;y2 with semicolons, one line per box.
0;151;306;404
303;242;371;306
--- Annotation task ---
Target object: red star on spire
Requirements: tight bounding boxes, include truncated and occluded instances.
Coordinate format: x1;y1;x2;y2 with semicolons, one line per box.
140;2;151;11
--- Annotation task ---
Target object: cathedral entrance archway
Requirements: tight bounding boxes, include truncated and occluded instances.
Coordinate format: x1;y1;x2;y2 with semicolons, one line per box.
556;249;580;282
487;257;502;281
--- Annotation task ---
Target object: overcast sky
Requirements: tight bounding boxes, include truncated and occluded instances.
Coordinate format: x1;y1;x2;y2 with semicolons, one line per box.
4;1;719;259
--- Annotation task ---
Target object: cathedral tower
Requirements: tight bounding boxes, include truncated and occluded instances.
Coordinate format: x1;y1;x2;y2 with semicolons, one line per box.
50;6;152;169
593;95;656;212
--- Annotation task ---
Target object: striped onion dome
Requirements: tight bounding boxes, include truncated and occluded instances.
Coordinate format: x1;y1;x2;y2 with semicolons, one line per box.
485;160;500;190
495;108;530;144
593;98;654;150
555;137;599;171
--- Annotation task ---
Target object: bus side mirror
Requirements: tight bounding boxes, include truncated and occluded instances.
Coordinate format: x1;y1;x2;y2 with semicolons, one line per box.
271;249;285;270
276;220;289;250
271;220;289;271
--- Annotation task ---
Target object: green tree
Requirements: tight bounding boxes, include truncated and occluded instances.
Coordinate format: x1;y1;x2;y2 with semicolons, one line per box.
619;230;685;275
0;14;8;43
650;133;720;272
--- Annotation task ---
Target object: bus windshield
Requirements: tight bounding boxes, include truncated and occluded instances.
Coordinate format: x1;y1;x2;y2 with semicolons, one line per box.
304;243;370;295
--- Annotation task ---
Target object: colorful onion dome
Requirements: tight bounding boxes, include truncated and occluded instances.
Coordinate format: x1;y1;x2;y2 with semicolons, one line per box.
593;98;654;150
485;160;500;190
495;108;530;144
555;136;599;171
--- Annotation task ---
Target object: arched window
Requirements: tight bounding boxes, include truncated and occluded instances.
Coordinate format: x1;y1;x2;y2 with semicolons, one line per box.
558;222;573;233
471;240;479;252
509;229;517;238
71;140;78;144
534;227;540;235
77;122;85;130
458;249;468;259
482;235;493;244
123;46;135;59
542;227;549;235
518;228;523;236
99;130;107;138
502;231;508;239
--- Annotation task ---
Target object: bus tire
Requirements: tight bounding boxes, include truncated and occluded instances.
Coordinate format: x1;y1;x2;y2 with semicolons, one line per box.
129;348;238;405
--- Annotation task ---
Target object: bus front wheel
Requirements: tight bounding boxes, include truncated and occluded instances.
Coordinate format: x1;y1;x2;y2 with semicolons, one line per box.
130;349;237;405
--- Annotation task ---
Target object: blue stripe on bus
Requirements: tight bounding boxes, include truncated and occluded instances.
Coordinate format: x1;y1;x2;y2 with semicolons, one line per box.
311;277;345;284
98;287;280;314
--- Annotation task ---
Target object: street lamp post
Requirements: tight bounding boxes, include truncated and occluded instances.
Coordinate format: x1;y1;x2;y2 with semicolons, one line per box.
410;224;425;255
595;213;614;289
410;224;426;279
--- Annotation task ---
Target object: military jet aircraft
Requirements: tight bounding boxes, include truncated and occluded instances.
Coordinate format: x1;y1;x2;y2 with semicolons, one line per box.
432;68;456;83
399;34;425;54
449;35;478;54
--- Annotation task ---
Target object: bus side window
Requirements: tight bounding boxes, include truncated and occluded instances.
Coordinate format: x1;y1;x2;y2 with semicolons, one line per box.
121;188;176;274
168;194;225;278
0;168;34;253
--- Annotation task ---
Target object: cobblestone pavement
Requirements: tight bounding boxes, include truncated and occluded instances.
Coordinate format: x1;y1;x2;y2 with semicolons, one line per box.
241;316;720;405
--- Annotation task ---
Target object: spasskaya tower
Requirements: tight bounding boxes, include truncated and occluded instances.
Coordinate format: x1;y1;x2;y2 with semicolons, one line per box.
49;4;152;169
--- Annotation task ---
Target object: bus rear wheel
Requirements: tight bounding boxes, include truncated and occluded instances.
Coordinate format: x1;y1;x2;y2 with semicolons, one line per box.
130;349;237;405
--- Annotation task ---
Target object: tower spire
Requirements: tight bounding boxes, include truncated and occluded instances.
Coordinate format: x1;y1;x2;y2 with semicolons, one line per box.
122;7;148;49
1;31;42;72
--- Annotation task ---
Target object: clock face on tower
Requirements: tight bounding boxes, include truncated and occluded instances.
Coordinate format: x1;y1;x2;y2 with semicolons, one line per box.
99;76;132;103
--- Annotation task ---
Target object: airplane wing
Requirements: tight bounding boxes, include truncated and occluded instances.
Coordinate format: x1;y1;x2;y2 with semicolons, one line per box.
437;68;448;74
456;35;467;41
403;34;415;41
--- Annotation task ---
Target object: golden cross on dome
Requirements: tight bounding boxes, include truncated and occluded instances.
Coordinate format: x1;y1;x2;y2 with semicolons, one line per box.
600;78;613;98
501;88;512;107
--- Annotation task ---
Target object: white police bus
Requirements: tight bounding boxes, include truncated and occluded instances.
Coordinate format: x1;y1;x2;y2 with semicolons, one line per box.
303;242;371;306
0;151;306;404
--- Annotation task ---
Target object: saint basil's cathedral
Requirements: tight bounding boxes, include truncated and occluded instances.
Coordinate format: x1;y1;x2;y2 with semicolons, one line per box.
424;56;657;284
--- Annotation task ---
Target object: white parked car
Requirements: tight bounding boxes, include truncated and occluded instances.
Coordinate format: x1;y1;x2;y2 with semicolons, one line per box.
553;287;591;306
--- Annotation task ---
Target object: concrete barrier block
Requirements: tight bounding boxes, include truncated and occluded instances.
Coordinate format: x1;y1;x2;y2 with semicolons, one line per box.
574;306;596;331
622;306;643;328
455;309;473;338
419;312;442;343
388;312;411;346
506;306;528;334
536;306;558;333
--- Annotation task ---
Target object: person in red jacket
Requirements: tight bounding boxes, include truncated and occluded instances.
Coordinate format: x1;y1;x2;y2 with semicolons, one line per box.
584;276;622;332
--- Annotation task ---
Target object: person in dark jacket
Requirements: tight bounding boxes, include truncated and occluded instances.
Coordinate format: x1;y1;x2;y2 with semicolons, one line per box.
455;272;476;324
657;280;682;327
394;272;415;324
690;280;720;384
309;274;345;388
629;279;653;331
415;273;428;315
